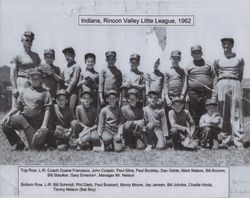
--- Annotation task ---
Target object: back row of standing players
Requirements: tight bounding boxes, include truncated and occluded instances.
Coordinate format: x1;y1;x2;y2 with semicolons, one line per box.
1;31;246;151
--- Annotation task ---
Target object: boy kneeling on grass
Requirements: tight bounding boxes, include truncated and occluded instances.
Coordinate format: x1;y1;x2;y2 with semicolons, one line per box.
168;97;197;150
98;89;125;152
71;89;100;151
122;88;145;150
199;99;223;149
50;89;75;150
143;90;168;151
1;68;51;150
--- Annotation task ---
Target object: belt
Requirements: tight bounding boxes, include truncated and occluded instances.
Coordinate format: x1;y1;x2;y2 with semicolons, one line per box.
17;75;29;79
218;77;238;81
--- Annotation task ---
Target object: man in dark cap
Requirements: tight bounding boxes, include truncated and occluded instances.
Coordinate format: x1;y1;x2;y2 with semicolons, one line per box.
1;68;52;150
62;47;81;111
187;45;217;125
121;54;145;108
213;37;245;148
39;49;63;100
10;31;41;102
99;51;123;107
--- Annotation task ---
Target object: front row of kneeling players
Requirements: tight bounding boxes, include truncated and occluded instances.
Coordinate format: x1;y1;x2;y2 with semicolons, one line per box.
1;68;223;152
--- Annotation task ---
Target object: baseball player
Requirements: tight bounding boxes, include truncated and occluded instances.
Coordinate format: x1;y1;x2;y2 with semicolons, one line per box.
199;99;223;149
99;51;123;107
145;59;165;105
121;54;145;108
49;89;75;150
62;47;81;111
187;45;217;125
77;53;99;108
121;88;145;149
163;50;187;105
168;97;197;150
71;89;99;151
143;90;168;151
1;68;52;150
98;89;125;152
39;49;63;101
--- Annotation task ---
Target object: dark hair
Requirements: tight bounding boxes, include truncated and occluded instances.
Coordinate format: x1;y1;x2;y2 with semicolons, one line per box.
85;53;96;62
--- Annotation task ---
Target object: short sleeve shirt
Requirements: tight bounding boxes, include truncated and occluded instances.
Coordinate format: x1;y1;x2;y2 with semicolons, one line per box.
16;86;52;121
11;51;41;77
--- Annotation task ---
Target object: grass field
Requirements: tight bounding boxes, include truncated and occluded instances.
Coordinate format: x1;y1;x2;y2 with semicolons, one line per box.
0;113;250;166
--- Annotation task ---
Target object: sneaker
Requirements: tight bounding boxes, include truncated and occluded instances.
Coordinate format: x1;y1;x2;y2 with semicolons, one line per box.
136;138;145;150
76;145;81;151
212;139;219;150
105;143;114;151
57;144;68;151
144;145;152;151
219;143;229;149
12;142;25;151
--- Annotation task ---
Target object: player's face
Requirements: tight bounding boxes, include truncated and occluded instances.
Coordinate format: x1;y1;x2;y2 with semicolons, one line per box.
206;105;217;115
222;41;233;53
128;94;138;107
130;59;139;70
81;93;92;108
64;52;75;63
171;56;181;67
85;57;95;69
22;37;33;49
106;56;116;67
30;74;43;88
172;102;184;113
107;94;118;107
44;54;55;65
192;50;203;61
147;94;158;107
57;95;68;109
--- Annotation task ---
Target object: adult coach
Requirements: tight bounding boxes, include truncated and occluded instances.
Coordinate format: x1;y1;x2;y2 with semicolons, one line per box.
214;37;244;148
10;31;41;101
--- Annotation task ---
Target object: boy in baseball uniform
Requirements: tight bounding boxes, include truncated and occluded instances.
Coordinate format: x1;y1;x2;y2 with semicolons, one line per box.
143;90;168;151
50;89;75;150
168;97;197;150
122;88;145;149
1;68;51;150
199;99;223;149
72;89;99;150
98;89;125;152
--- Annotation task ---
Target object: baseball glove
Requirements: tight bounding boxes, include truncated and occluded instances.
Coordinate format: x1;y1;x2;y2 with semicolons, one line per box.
32;128;48;146
39;64;52;74
54;125;71;140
